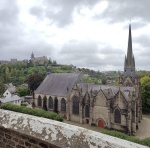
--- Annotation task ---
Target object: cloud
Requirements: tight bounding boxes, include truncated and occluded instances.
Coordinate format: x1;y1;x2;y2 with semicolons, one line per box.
57;40;124;70
99;0;150;24
30;0;99;27
0;0;54;61
0;0;149;71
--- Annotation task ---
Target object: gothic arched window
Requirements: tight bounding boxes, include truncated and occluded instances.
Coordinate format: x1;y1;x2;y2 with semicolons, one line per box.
85;105;90;118
114;108;121;124
43;96;47;111
72;96;79;115
49;97;53;109
38;95;42;107
61;98;66;112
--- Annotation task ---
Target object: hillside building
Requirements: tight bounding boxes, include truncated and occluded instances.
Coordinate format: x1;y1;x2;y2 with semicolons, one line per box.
31;52;48;64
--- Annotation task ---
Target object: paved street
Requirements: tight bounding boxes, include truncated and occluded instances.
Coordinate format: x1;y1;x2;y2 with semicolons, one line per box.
64;114;150;139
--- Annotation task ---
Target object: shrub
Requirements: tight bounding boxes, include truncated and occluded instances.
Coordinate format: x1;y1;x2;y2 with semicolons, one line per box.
1;103;63;122
141;137;150;147
102;129;150;147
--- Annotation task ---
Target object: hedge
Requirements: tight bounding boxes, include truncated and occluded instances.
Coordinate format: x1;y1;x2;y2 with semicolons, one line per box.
1;103;63;122
102;129;150;147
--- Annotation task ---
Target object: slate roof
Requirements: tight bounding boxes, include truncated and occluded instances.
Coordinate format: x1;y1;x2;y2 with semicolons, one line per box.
77;83;134;101
7;87;16;94
0;95;22;103
35;73;82;97
5;83;16;94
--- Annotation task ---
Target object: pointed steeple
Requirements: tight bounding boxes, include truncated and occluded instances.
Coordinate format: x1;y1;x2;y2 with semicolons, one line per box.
126;24;133;67
123;23;136;80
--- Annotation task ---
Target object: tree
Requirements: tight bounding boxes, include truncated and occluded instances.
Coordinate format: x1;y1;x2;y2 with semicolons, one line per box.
27;74;44;98
141;76;150;113
0;82;5;97
17;88;30;97
102;78;107;85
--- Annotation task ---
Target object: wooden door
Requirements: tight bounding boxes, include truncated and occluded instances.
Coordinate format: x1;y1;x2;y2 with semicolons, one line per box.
98;120;104;128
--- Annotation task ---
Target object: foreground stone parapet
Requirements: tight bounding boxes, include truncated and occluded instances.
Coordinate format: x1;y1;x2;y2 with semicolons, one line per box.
0;109;148;148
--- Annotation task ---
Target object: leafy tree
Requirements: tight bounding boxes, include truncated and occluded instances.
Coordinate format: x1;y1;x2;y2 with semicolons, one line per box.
17;88;30;97
141;76;150;113
5;66;10;83
0;82;5;97
83;76;93;83
102;78;107;85
27;74;44;98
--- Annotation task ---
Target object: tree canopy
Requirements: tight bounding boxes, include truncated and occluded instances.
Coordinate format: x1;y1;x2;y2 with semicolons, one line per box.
141;76;150;113
0;82;5;97
27;74;44;93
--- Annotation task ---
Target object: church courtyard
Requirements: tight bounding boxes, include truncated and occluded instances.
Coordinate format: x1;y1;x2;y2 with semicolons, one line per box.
64;114;150;139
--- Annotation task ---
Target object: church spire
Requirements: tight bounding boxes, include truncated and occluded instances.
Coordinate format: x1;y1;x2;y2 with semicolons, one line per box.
123;24;136;79
126;24;133;67
124;24;135;70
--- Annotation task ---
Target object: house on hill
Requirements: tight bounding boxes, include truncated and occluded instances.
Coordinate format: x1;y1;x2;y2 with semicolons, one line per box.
3;83;16;97
34;24;142;135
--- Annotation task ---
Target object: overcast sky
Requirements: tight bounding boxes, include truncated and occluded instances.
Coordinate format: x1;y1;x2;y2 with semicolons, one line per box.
0;0;150;71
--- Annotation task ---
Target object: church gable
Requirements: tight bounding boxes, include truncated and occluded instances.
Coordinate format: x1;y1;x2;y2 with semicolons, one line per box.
94;90;107;107
123;77;134;87
83;92;90;105
70;84;80;99
112;91;127;110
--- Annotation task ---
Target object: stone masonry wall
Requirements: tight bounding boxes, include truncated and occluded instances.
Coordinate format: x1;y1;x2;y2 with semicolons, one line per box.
0;127;58;148
0;109;148;148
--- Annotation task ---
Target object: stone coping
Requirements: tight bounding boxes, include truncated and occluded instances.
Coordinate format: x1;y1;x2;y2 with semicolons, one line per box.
0;109;148;148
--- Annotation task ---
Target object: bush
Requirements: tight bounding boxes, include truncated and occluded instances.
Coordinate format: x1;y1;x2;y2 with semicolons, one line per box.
21;102;28;106
102;129;150;147
1;103;63;122
17;88;30;97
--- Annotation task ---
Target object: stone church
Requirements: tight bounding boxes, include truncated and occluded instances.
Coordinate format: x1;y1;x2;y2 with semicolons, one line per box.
31;52;48;64
34;25;142;135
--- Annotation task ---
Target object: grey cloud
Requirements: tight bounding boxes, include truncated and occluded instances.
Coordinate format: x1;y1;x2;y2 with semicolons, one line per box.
98;0;150;24
0;0;19;25
57;40;124;70
0;0;54;61
30;0;99;27
134;35;150;48
0;0;23;54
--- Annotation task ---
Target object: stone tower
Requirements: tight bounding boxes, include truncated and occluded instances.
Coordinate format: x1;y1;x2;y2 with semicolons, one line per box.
31;52;34;59
119;24;142;131
119;24;139;87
